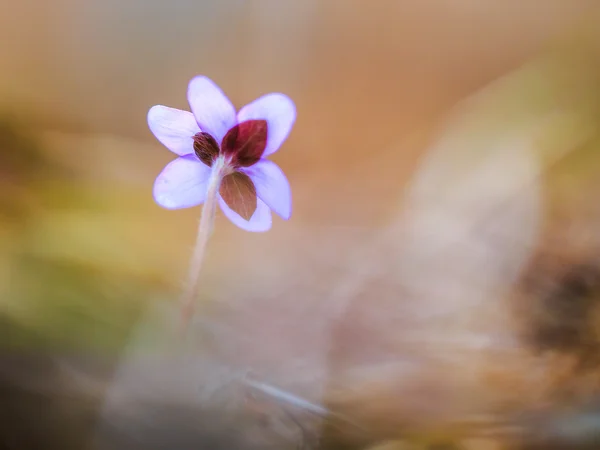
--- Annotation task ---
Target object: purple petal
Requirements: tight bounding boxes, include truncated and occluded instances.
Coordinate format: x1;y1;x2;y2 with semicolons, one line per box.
237;93;296;157
243;159;292;220
187;76;237;145
218;196;272;232
153;155;211;209
148;106;200;156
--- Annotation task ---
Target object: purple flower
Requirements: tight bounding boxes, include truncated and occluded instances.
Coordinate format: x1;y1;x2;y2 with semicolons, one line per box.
148;76;295;232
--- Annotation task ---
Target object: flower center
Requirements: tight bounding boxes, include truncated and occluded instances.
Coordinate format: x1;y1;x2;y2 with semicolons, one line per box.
192;119;268;168
192;120;268;220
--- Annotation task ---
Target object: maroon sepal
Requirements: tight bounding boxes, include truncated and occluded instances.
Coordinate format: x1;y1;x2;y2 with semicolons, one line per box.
219;171;257;220
221;120;268;167
193;132;220;166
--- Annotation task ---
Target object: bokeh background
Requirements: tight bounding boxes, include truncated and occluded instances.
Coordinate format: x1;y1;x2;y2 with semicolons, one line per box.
3;1;600;449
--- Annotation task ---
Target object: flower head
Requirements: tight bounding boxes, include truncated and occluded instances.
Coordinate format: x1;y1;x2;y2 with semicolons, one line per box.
148;76;295;232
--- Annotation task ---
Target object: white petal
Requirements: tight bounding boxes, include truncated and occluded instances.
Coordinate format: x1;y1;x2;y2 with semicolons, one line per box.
153;155;211;209
147;105;199;156
237;93;296;156
243;159;291;220
218;196;272;232
187;76;237;145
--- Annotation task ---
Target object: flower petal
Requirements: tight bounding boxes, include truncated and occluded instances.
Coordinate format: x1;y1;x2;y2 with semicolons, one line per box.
147;105;200;156
218;195;272;232
243;159;292;220
187;76;237;144
153;155;211;209
237;93;296;157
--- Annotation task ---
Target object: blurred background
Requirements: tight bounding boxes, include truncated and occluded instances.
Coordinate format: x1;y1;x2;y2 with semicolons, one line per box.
3;1;600;449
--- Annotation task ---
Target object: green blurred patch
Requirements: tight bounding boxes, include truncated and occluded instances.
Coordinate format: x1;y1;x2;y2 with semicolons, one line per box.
0;116;175;352
0;117;55;223
4;255;149;351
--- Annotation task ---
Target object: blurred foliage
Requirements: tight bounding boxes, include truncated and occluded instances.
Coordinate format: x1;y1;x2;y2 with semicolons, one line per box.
4;255;153;351
2;11;600;450
0;117;56;224
0;117;171;352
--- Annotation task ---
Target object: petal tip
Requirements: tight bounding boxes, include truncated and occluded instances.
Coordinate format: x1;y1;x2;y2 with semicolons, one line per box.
218;196;273;232
275;193;292;220
152;178;178;210
146;104;162;128
147;105;200;156
153;191;178;210
269;92;297;121
238;92;297;157
280;208;292;221
244;219;273;233
187;75;225;100
152;156;210;210
187;74;213;85
153;189;197;211
245;160;292;221
187;75;236;143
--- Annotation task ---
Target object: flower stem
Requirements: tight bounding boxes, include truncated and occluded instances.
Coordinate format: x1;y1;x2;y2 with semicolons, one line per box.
180;156;226;332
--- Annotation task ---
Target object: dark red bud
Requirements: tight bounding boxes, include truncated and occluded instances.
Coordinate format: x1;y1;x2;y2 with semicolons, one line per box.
193;132;220;166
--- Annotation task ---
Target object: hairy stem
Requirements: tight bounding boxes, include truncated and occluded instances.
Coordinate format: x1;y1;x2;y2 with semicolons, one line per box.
180;156;226;331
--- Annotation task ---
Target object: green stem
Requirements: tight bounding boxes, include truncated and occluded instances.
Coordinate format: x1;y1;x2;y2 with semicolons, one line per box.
180;156;226;331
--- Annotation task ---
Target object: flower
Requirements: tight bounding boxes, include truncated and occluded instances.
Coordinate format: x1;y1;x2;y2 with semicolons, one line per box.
148;76;295;232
